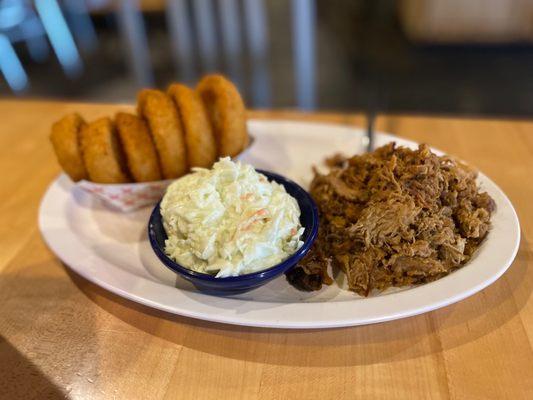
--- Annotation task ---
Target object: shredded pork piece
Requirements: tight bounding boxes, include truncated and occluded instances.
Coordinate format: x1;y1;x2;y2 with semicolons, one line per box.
286;143;495;296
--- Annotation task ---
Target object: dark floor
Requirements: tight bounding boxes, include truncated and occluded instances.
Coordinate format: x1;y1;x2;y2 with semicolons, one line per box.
1;1;532;119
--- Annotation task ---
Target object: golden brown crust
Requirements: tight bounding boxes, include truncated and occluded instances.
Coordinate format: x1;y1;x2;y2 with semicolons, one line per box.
196;74;248;157
80;117;130;183
49;113;88;181
115;112;162;182
137;89;188;178
168;83;217;168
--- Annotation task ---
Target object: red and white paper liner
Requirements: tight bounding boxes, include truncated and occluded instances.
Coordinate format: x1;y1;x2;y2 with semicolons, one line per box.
77;179;173;212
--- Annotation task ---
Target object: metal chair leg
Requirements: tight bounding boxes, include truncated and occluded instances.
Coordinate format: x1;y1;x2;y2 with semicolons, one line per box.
291;0;316;110
166;0;196;84
116;0;154;87
192;0;218;73
219;0;243;88
243;0;271;108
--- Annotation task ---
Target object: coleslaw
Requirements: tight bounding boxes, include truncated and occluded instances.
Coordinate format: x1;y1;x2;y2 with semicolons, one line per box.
160;158;304;277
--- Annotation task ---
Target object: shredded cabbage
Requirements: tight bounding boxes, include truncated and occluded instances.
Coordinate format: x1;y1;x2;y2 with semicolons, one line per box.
160;158;304;277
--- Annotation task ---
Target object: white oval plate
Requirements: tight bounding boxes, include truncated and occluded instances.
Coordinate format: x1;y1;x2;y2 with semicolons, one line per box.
39;120;520;329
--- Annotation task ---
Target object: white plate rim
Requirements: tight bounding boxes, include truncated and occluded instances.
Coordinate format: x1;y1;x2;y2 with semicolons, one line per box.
38;119;521;329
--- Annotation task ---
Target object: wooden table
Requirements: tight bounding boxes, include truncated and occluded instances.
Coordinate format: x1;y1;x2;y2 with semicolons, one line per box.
1;100;532;399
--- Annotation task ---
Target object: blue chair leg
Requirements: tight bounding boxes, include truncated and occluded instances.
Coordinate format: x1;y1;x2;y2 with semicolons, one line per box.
34;0;83;78
63;0;99;53
0;34;29;92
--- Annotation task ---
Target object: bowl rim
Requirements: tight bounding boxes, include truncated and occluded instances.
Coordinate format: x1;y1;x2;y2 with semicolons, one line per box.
148;169;319;282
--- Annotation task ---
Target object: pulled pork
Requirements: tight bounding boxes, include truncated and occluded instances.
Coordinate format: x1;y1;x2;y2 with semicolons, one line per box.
286;143;495;296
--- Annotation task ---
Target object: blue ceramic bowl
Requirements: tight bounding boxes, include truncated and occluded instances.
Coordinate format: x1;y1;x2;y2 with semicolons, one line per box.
148;170;319;295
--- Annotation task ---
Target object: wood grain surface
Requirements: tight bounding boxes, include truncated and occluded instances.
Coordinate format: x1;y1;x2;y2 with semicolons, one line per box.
0;100;532;400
